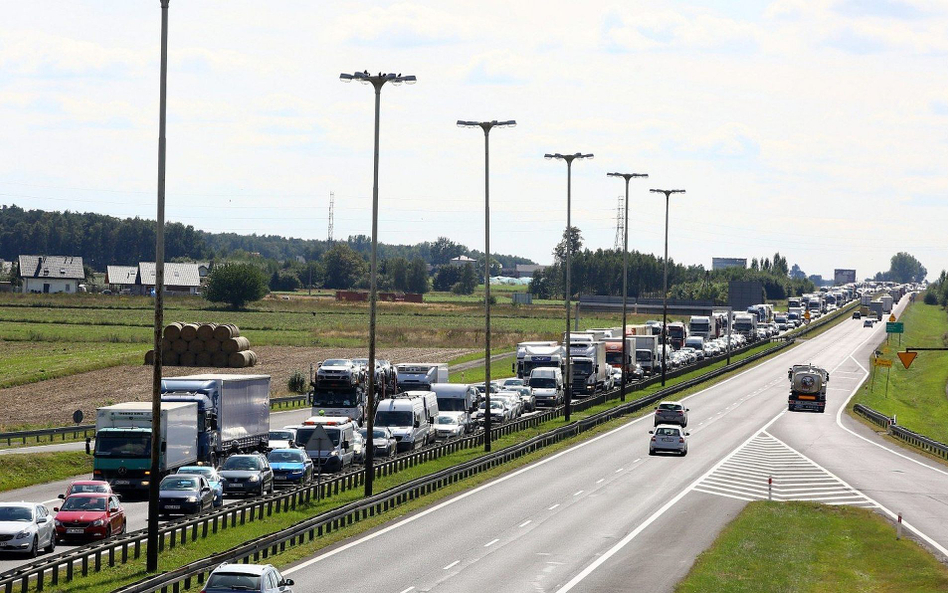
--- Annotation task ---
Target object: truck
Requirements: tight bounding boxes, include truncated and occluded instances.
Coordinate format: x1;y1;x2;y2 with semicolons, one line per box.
160;374;271;465
688;316;716;340
513;341;559;378
569;340;608;396
563;329;611;343
310;359;368;423
880;294;894;314
869;300;884;320
787;364;829;413
667;322;687;350
788;306;804;325
787;297;802;310
604;337;634;378
747;304;774;325
631;335;660;375
519;344;566;380
395;363;448;392
733;313;758;341
623;324;652;336
92;402;198;494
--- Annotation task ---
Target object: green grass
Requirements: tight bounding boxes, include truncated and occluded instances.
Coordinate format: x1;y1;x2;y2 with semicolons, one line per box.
0;340;143;388
445;347;512;367
0;451;93;492
677;501;948;592
851;301;948;444
450;355;518;384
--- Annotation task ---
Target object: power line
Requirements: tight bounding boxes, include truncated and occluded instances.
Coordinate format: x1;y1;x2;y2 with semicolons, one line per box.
328;191;334;244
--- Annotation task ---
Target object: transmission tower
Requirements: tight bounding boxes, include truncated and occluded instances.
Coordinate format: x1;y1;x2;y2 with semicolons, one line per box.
613;194;624;251
328;191;335;243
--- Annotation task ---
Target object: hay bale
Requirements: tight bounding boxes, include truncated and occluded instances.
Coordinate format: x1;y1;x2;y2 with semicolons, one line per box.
161;337;173;351
222;336;250;354
195;351;212;367
164;350;180;366
179;351;196;366
188;339;205;354
163;322;183;341
204;338;221;353
249;351;258;366
228;350;255;368
145;350;154;365
172;339;188;354
180;323;199;342
213;323;240;341
212;351;229;368
196;323;217;341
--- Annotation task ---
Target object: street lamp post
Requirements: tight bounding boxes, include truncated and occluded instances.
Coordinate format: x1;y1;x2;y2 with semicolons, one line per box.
458;120;516;452
340;70;416;497
544;152;593;422
147;0;170;573
607;172;648;401
649;189;685;387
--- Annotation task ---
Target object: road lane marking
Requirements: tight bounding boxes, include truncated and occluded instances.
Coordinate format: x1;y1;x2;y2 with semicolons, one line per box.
519;520;531;527
615;468;623;473
398;588;415;593
443;560;459;570
548;504;560;510
573;490;583;496
484;539;499;547
596;479;604;484
633;458;641;463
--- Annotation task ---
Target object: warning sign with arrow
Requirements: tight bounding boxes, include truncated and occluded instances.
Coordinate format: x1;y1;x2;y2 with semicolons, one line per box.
897;351;918;369
889;314;896;323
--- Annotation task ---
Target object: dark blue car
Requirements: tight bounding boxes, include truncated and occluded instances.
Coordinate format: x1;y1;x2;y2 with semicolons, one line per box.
266;449;313;486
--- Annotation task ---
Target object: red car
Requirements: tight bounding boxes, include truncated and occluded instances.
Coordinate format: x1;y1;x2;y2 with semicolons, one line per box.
58;480;113;501
53;493;126;541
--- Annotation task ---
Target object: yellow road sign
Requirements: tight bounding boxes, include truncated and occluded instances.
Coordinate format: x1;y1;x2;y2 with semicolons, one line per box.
897;351;917;369
889;314;896;322
804;310;811;320
874;358;892;368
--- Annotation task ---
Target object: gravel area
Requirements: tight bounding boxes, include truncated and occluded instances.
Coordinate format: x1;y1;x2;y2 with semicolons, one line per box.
0;345;474;430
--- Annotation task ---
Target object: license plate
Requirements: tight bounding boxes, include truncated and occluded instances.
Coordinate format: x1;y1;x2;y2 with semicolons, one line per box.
662;438;674;442
112;480;130;485
798;395;816;400
67;528;85;534
165;505;180;510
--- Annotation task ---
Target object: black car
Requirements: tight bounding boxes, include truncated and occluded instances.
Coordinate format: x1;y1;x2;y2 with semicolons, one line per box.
219;454;274;497
157;475;214;517
852;311;861;319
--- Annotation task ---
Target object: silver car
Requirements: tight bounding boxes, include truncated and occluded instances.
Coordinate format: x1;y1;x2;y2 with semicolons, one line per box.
649;425;689;456
654;401;689;427
0;502;56;556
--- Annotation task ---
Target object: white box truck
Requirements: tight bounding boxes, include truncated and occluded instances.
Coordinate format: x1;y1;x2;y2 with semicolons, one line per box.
569;340;608;396
631;335;660;375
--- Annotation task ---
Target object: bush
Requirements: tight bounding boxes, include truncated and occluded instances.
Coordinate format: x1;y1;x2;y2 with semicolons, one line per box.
203;262;269;309
924;290;938;305
287;370;308;394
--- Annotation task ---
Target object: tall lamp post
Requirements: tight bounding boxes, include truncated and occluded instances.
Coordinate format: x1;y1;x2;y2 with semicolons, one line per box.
607;171;648;401
544;152;593;422
340;70;416;497
649;188;685;387
147;0;170;573
458;119;516;452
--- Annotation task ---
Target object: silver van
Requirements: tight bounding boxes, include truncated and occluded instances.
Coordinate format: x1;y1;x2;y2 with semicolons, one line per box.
374;396;431;452
529;368;564;407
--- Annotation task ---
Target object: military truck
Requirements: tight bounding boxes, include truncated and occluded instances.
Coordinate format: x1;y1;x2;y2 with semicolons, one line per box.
787;364;829;413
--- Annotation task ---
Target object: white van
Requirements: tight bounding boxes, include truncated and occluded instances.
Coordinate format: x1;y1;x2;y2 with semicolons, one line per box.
374;396;431;452
402;390;439;445
294;421;356;472
529;367;564;408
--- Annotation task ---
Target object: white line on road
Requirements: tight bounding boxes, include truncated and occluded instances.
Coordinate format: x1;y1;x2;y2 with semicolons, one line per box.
548;504;560;510
615;468;623;473
633;458;641;463
519;520;531;527
596;479;604;484
484;539;499;547
573;490;583;496
443;560;459;570
398;587;415;593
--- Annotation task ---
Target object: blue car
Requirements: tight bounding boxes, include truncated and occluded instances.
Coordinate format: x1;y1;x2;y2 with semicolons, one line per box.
176;466;224;507
267;449;313;486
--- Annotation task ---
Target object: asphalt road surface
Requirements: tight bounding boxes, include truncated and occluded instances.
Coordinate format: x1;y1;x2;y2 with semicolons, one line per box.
281;298;948;592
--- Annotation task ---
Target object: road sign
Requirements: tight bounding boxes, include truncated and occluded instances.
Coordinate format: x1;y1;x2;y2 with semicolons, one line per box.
888;314;896;322
804;310;811;320
897;351;918;369
886;322;904;334
873;358;892;368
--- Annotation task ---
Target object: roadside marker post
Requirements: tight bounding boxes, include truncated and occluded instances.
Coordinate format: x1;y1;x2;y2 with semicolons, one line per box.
897;512;903;540
768;476;772;501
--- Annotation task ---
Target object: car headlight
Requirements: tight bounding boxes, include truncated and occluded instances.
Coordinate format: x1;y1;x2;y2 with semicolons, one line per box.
330;450;339;457
16;529;31;539
92;519;106;527
54;520;62;527
186;496;198;503
290;469;303;474
248;475;260;482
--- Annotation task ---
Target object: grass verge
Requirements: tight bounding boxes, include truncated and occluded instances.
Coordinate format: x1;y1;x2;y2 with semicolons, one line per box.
850;301;948;444
0;451;93;493
676;501;948;592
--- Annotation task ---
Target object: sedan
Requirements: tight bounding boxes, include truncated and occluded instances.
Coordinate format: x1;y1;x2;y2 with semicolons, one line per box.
267;449;314;486
219;454;274;497
360;427;397;458
649;425;689;456
158;475;215;517
53;493;126;541
177;466;224;507
58;480;113;501
501;378;525;389
0;503;56;557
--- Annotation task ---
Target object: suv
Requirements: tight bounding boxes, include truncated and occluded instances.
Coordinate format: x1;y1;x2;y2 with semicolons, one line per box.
653;401;689;427
219;454;274;497
202;562;294;593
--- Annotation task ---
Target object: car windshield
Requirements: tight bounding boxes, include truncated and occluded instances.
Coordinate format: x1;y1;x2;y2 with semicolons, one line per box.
71;483;109;494
94;433;151;458
322;359;349;366
529;378;556;388
178;468;213;478
372;429;389;439
375;411;413;427
656;428;680;436
312;390;358;406
269;431;294;440
0;507;32;521
268;450;305;463
572;361;593;373
205;572;262;590
295;427;341;448
221;457;262;471
436;398;467;411
61;496;107;511
658;403;682;411
161;478;199;491
436;416;458;425
504;379;523;386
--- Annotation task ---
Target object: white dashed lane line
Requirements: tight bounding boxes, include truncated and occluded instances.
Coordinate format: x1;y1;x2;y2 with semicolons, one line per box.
484;539;499;547
573;490;583;496
548;504;559;510
443;560;459;570
519;520;531;528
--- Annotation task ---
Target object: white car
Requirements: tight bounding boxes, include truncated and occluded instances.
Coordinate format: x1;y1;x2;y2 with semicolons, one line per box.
433;412;470;439
475;400;510;425
501;378;525;389
269;428;298;450
649;425;689;456
495;392;523;419
0;502;56;556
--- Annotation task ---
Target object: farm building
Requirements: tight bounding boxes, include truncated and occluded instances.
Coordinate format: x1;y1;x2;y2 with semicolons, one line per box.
105;262;202;295
17;255;85;294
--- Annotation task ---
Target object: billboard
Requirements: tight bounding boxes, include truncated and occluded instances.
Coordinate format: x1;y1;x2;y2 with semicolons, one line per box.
728;281;765;312
712;257;747;271
834;269;856;285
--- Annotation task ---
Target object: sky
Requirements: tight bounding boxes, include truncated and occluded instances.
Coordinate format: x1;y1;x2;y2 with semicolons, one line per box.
0;0;946;280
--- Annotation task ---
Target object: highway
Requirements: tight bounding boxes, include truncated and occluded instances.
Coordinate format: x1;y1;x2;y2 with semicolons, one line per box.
279;298;948;592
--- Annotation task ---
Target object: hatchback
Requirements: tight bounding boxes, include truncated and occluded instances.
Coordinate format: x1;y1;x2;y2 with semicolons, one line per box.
219;454;274;497
202;562;294;593
654;401;689;427
177;466;224;507
267;449;313;486
158;475;215;517
649;425;689;456
54;493;126;541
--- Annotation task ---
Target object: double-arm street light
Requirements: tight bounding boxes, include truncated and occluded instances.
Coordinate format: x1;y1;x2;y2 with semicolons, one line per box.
649;188;685;387
340;70;416;497
458;120;516;452
607;171;648;401
544;152;593;422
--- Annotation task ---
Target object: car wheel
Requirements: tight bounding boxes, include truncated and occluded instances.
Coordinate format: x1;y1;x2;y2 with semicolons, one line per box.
106;525;112;539
681;449;688;456
45;532;55;553
648;448;655;456
122;519;128;534
29;535;38;558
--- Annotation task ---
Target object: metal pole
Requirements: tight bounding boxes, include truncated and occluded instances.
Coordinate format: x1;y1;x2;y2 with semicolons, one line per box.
364;84;382;497
620;177;629;401
661;193;669;387
727;306;732;365
565;159;572;422
147;0;169;574
483;125;492;452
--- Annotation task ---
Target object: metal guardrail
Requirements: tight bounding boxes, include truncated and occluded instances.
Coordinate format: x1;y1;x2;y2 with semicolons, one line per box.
853;403;948;461
0;397;308;448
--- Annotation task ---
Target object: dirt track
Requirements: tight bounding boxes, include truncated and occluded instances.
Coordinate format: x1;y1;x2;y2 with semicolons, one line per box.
0;346;474;430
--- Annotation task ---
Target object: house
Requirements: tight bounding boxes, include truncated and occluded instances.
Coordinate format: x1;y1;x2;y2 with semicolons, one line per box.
139;262;202;295
105;265;138;293
18;255;84;294
514;264;546;278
